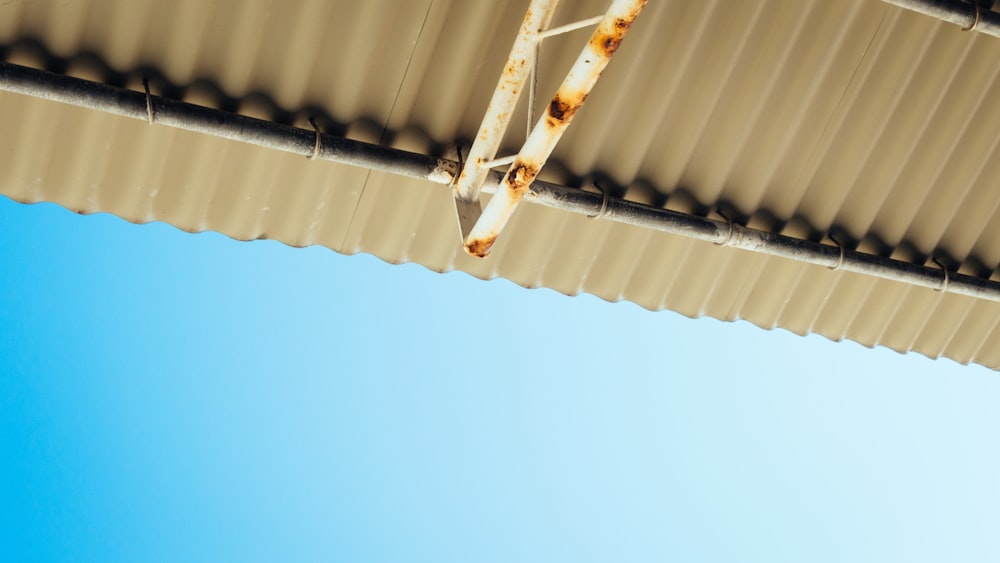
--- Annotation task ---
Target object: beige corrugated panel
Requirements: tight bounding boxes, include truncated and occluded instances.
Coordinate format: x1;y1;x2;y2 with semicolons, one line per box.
2;0;1000;368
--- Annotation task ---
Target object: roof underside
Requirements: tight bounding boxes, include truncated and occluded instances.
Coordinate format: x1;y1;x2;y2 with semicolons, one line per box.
3;0;1000;368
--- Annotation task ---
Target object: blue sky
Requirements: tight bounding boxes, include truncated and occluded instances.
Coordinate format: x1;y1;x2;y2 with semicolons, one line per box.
1;195;999;562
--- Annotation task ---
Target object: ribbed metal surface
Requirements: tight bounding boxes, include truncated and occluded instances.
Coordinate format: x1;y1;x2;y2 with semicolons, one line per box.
3;0;1000;368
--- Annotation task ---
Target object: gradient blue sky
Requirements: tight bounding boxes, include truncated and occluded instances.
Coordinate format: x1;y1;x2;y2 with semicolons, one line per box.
2;194;999;562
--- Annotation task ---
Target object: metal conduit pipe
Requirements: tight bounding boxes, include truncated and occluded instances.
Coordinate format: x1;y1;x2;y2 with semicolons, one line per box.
2;61;1000;302
0;62;458;185
880;0;1000;38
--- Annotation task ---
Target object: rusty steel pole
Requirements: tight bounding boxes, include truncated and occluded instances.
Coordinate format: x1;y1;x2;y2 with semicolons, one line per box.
452;0;561;241
464;0;648;257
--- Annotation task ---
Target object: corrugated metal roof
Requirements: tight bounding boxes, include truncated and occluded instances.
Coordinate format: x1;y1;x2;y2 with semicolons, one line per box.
3;0;1000;368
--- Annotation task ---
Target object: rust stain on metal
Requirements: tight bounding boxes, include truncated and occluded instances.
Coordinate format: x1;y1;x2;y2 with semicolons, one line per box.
465;233;498;258
591;6;643;56
507;162;539;193
546;93;586;127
